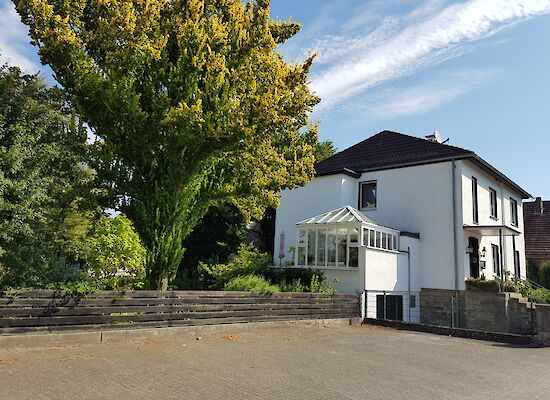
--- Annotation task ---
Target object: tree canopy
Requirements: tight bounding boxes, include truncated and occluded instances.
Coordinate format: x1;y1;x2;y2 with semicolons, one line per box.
14;0;320;289
0;64;91;288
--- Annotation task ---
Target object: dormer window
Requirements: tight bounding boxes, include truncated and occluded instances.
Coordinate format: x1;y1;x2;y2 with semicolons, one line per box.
359;181;377;210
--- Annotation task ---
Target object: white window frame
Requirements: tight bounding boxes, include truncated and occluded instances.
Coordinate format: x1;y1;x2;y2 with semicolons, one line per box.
359;181;377;210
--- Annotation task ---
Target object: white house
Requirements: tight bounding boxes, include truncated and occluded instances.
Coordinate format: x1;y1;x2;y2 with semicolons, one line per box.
273;130;530;321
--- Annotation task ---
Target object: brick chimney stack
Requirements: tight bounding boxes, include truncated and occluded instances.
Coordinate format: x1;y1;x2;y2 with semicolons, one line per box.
535;197;544;214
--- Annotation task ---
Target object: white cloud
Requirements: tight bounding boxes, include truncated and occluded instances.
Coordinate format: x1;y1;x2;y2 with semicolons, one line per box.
348;68;499;121
0;1;40;72
310;0;550;111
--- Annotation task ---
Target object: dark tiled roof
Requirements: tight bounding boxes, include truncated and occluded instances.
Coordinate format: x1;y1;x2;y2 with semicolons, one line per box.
524;200;550;260
314;130;530;198
315;130;473;176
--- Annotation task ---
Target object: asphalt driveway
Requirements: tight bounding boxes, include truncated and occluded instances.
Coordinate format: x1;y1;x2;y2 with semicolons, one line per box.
1;324;549;399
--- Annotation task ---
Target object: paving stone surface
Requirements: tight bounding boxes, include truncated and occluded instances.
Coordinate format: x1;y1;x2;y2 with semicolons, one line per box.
1;324;549;399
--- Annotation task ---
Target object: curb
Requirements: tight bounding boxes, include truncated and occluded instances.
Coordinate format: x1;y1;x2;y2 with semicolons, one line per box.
0;318;362;349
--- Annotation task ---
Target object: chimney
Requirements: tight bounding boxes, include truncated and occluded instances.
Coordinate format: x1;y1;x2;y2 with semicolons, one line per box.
425;129;443;143
535;197;544;214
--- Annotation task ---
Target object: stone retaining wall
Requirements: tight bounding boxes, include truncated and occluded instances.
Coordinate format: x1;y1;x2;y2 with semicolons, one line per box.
535;304;550;345
420;289;535;335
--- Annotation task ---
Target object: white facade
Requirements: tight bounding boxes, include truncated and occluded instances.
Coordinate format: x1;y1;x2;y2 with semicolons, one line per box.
273;155;528;298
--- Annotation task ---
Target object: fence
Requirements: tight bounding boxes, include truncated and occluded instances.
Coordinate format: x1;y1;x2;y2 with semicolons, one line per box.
363;290;420;323
0;290;360;334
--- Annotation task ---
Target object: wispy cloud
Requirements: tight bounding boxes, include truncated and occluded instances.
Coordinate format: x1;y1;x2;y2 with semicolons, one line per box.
0;1;40;72
348;68;499;121
309;0;550;111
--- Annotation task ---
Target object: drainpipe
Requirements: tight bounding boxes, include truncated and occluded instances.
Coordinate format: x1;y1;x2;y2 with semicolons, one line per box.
407;246;411;322
451;159;460;327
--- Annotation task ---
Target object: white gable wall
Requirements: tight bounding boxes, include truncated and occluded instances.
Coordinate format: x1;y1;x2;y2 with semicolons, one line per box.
458;160;526;280
355;162;457;291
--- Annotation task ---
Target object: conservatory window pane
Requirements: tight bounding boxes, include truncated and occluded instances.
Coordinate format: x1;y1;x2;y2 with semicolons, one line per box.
393;235;398;250
317;229;327;266
297;247;306;266
388;235;393;250
349;246;358;268
327;229;337;266
362;228;368;247
369;229;375;247
337;228;347;265
298;229;306;246
350;228;359;244
375;231;381;248
307;230;316;266
382;233;387;249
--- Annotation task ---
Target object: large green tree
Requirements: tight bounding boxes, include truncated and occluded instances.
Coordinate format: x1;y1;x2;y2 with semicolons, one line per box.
0;64;91;287
14;0;319;289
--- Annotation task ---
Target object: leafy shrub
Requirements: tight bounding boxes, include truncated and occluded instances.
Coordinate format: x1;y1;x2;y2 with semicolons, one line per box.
199;243;270;289
224;274;280;294
539;262;550;289
465;278;499;292
86;215;146;289
527;262;540;284
525;288;550;304
201;244;338;293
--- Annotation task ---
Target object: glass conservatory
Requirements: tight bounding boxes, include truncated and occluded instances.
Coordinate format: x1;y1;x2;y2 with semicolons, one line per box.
295;206;400;269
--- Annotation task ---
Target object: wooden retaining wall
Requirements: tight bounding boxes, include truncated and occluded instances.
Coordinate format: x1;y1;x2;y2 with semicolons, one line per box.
0;290;360;334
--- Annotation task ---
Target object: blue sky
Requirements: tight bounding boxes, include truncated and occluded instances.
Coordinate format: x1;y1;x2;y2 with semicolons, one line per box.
1;0;549;198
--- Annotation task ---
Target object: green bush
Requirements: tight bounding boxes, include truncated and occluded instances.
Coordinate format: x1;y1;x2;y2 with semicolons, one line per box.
201;244;338;293
525;288;550;304
85;215;146;289
223;274;280;294
465;278;500;292
199;243;269;289
539;262;550;289
527;262;540;284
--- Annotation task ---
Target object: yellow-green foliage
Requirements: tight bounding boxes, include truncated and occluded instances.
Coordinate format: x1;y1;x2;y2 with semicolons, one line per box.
87;215;146;289
14;0;319;289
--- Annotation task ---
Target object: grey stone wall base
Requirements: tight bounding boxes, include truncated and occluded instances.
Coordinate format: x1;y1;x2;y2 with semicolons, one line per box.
363;318;535;345
0;318;361;349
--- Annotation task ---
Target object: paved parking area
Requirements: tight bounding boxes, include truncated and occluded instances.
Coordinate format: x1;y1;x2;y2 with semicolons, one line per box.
1;324;549;399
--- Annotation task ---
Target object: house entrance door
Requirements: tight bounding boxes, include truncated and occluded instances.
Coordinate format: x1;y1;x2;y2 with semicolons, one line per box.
469;237;480;279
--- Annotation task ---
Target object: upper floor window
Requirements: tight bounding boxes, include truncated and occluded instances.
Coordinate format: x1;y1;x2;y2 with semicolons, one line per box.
359;181;377;210
472;177;479;224
510;198;518;227
489;188;498;219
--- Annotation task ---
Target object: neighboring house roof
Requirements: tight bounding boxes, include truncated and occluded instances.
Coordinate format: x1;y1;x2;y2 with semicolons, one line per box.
524;199;550;260
315;130;531;198
296;205;397;231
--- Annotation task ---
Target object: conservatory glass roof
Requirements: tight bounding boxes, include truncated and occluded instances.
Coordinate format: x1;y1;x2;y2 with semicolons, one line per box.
296;206;397;230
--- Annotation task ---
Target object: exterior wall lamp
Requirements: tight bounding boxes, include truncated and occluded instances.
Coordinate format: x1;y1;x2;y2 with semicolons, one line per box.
481;247;487;258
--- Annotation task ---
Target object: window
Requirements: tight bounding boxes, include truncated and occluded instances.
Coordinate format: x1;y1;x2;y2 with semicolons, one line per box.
297;229;306;266
317;229;327;266
327;229;337;266
337;228;347;265
410;295;416;309
514;250;521;277
472;177;479;224
359;181;377;209
510;198;518;227
307;230;316;266
492;244;500;275
489;188;498;219
369;229;375;247
349;246;359;268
